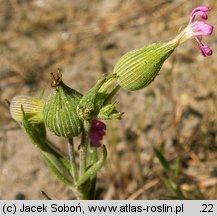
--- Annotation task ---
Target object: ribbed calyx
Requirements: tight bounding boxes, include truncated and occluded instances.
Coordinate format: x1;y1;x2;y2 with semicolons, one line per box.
43;75;83;138
114;41;178;91
10;95;44;124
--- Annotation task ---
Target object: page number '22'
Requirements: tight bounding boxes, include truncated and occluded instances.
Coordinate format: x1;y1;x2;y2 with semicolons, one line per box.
200;204;213;213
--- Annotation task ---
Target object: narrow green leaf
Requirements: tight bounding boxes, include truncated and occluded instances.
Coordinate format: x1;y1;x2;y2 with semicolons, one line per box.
153;146;170;172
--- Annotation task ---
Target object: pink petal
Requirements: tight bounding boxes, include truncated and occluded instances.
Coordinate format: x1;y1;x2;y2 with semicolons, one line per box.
98;130;106;136
191;11;208;22
195;37;213;57
92;119;106;130
200;45;213;57
190;6;211;23
191;6;211;15
192;21;214;36
90;133;102;147
90;119;106;148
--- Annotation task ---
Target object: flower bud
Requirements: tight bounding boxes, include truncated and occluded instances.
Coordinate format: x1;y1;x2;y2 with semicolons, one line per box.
43;75;83;138
114;41;178;91
10;95;44;123
97;104;123;120
77;77;107;121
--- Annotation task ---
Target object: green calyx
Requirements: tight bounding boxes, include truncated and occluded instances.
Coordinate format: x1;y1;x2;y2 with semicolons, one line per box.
43;73;83;138
97;103;123;120
77;74;122;121
10;95;44;124
114;40;178;91
77;77;107;121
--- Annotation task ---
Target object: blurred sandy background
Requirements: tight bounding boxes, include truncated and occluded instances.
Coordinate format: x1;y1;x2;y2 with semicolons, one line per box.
0;0;217;199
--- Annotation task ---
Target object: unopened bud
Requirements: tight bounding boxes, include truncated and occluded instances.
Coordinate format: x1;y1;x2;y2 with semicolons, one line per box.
97;104;123;120
10;95;44;123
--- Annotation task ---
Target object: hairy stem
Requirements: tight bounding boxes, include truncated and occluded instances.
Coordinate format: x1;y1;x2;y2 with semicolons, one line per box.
67;138;78;182
79;121;91;177
88;146;98;199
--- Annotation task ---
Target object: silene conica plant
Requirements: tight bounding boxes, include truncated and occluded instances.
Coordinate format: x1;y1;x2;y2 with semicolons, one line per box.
9;6;213;200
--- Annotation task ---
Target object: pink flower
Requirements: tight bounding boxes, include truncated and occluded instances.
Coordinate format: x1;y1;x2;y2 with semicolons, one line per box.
189;6;214;57
90;119;106;147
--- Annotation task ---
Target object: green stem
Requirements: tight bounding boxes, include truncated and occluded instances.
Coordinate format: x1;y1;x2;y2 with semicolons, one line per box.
89;146;98;199
90;146;98;164
98;75;116;92
104;84;121;105
78;121;91;200
79;121;91;177
67;138;78;182
73;188;89;200
98;74;121;105
76;192;89;200
75;146;107;188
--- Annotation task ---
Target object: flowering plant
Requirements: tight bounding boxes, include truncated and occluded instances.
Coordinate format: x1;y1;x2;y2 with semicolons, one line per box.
9;6;213;200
